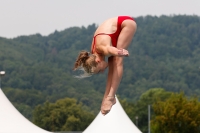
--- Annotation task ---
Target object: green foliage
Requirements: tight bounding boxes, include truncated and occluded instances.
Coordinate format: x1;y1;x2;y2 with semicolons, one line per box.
3;87;46;119
152;93;200;133
121;88;172;133
1;15;200;131
33;97;94;132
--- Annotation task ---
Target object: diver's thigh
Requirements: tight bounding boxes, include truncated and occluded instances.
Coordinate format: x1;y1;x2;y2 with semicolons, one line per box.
117;21;137;48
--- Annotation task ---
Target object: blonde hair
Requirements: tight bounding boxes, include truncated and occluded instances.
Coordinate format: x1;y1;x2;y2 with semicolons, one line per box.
73;51;97;78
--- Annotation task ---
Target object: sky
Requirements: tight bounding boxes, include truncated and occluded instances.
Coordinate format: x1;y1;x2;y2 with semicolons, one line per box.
0;0;200;38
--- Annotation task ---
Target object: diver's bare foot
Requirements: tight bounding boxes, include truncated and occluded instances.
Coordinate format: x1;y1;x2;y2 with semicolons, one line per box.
101;96;116;115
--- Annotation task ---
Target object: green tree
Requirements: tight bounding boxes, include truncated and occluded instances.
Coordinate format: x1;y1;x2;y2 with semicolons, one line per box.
152;93;200;133
121;88;172;133
2;15;200;124
137;88;172;133
33;97;94;132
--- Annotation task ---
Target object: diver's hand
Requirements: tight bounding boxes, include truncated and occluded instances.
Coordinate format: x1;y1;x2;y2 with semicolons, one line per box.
118;48;129;57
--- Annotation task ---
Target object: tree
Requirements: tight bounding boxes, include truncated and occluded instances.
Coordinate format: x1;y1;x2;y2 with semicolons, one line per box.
135;88;173;133
121;88;172;133
2;15;200;123
152;93;200;133
33;97;94;132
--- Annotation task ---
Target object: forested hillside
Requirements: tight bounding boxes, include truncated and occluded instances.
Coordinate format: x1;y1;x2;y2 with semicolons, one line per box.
0;15;200;122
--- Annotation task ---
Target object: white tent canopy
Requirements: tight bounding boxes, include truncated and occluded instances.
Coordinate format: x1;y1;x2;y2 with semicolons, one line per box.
0;87;142;133
83;96;142;133
0;88;52;133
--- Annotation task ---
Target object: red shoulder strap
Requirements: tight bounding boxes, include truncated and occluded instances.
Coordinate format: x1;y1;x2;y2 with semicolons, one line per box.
92;33;108;53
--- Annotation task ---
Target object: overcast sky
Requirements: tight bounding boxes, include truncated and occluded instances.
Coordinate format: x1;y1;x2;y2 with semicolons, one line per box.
0;0;200;38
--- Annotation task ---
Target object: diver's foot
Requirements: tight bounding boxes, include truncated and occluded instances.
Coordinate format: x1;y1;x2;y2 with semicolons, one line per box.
101;96;116;115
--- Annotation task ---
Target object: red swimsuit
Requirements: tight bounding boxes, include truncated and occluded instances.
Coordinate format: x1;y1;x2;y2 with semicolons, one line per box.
92;16;135;53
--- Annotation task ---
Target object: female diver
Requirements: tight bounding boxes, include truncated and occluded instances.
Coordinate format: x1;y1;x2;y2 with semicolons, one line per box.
73;16;137;115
